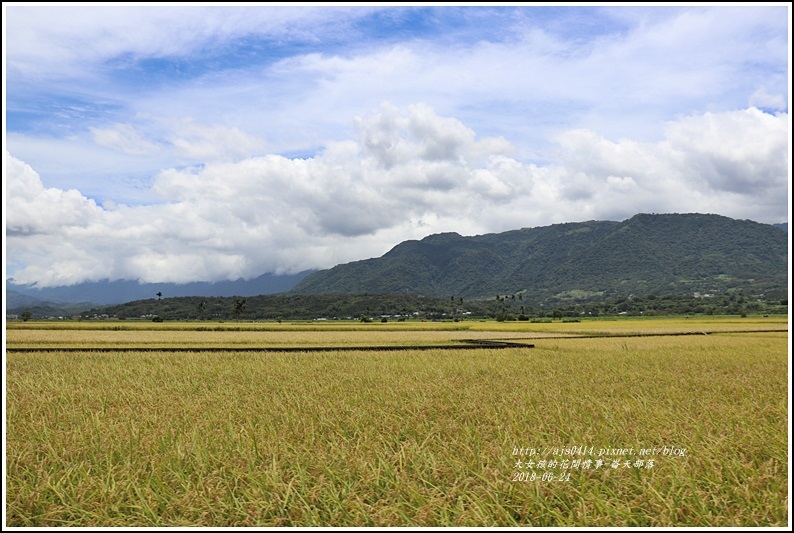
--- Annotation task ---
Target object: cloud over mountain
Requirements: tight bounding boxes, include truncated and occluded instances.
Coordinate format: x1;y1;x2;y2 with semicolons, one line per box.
6;104;788;288
4;6;789;288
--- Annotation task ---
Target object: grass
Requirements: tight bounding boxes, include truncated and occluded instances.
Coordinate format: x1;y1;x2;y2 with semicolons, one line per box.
4;318;789;526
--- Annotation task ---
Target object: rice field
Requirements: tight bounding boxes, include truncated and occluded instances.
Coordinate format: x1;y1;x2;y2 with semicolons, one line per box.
4;316;790;526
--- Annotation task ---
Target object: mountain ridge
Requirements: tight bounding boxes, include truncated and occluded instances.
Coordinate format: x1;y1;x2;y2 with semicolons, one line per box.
5;213;789;311
290;213;788;303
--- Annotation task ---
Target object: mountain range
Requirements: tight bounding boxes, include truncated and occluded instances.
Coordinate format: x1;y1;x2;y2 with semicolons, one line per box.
6;271;312;309
290;213;788;304
6;213;789;314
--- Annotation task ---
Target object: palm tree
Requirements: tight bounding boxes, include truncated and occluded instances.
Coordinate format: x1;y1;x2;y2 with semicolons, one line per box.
156;291;162;300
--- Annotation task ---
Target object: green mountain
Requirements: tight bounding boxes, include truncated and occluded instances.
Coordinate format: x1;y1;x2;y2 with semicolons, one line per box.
291;213;788;305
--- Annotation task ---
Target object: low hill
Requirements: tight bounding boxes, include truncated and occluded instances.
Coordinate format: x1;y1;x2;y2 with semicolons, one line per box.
290;213;788;305
85;293;486;321
6;290;98;318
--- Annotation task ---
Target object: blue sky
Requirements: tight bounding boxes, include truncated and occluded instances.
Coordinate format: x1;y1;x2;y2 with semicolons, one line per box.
3;3;791;287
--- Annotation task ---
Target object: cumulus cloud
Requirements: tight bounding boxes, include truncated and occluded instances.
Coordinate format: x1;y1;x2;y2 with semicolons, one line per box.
5;104;789;287
662;107;789;193
550;108;789;221
5;154;104;236
6;6;787;214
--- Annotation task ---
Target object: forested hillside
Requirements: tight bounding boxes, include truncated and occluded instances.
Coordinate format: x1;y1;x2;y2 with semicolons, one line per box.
291;213;788;305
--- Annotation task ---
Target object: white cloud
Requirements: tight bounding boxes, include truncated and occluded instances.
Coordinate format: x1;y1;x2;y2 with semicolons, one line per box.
606;175;637;192
4;6;789;288
163;117;270;161
550;107;790;222
749;88;788;111
663;107;790;194
5;5;374;80
7;5;786;208
91;118;270;161
5;105;789;287
5;153;104;236
90;123;162;156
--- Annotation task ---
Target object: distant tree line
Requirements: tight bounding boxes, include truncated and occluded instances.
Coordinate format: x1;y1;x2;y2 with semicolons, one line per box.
36;291;784;322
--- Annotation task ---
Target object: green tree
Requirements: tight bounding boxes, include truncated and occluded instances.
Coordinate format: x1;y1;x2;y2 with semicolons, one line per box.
20;311;32;322
233;298;246;319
